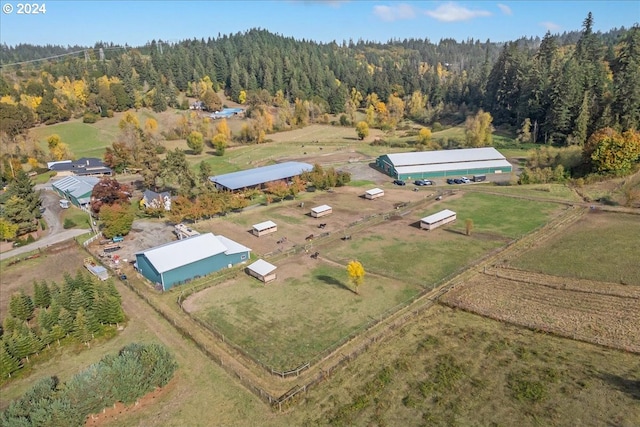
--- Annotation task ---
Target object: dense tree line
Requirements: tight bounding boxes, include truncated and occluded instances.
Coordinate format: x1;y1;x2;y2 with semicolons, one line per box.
0;271;125;379
0;342;177;427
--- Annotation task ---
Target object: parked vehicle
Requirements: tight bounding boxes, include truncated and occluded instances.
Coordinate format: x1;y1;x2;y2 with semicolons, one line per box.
454;178;464;184
414;179;433;186
473;174;486;182
393;179;406;186
447;178;456;184
112;235;124;243
460;177;471;183
59;199;70;209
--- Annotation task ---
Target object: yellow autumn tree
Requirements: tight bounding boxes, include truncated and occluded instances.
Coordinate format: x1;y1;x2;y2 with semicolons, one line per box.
119;112;140;130
144;118;158;134
215;119;232;140
47;134;73;161
346;260;365;294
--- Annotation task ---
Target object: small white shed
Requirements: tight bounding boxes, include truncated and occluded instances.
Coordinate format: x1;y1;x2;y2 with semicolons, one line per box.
252;220;278;237
364;188;384;200
420;209;457;231
310;204;332;218
246;259;277;283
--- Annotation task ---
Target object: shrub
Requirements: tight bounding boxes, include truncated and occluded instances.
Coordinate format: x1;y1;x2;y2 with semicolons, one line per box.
63;218;76;229
82;112;99;123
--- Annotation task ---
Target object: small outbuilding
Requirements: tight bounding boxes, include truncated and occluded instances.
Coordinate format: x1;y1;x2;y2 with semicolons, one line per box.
252;220;278;237
246;259;277;283
364;188;384;200
310;205;332;218
420;209;457;231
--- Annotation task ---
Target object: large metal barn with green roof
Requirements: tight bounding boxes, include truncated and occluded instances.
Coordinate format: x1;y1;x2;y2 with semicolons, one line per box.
376;147;512;180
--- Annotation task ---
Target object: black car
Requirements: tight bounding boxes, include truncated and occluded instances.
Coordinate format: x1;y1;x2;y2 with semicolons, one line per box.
454;178;464;184
414;179;433;186
393;179;406;186
446;178;456;184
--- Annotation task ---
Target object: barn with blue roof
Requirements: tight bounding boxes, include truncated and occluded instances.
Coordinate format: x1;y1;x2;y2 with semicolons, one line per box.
209;161;313;191
135;233;251;291
376;147;512;180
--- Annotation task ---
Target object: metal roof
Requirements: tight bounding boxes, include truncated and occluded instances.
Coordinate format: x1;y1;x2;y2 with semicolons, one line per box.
395;159;512;175
209;161;313;190
365;188;384;196
52;176;100;198
215;235;252;255
253;220;277;231
421;209;457;224
311;204;332;213
385;147;506;167
136;233;251;273
247;259;277;276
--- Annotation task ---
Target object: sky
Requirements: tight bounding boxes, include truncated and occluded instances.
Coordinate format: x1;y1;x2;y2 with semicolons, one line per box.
0;1;638;48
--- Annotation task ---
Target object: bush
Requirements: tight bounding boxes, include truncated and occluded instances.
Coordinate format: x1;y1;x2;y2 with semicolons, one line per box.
82;112;99;123
63;218;76;229
432;122;443;132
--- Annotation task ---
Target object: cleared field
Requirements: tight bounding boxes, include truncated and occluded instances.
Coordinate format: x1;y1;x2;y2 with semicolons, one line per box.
430;191;561;239
441;273;640;353
511;212;640;285
293;306;640;427
183;261;420;370
467;182;583;202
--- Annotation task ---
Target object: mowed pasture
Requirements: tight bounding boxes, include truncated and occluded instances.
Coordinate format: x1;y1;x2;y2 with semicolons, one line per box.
183;190;562;370
510;211;640;285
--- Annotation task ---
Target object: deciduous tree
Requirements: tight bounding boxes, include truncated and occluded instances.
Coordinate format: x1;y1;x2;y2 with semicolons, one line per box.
346;260;365;295
99;204;134;238
186;131;204;154
90;178;132;215
355;121;369;140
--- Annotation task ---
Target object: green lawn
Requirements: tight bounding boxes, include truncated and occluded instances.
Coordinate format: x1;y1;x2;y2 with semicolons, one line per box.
32;121;115;159
511;212;640;285
467;183;583;202
442;192;561;239
190;263;421;370
61;206;92;229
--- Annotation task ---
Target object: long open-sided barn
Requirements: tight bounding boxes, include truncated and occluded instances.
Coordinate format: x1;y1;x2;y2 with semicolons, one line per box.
310;205;332;218
420;209;457;231
376;147;512;180
364;188;384;200
135;233;251;291
208;161;313;191
252;220;277;237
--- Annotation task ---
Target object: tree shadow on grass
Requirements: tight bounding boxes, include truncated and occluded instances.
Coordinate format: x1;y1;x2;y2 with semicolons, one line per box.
317;275;356;294
600;373;640;400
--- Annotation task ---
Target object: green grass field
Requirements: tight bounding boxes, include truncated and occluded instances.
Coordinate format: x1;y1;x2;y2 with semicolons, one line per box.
188;263;422;370
467;182;583;202
439;192;560;239
511;212;640;285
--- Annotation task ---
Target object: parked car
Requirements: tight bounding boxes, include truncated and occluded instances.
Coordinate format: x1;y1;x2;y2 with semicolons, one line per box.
460;177;471;183
112;235;124;243
414;179;433;186
454;178;464;184
393;179;406;186
447;178;456;184
473;174;486;182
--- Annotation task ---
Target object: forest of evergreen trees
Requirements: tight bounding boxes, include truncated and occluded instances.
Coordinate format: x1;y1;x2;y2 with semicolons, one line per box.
0;14;638;179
